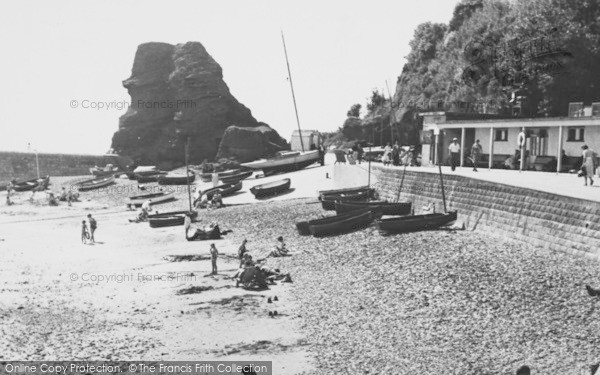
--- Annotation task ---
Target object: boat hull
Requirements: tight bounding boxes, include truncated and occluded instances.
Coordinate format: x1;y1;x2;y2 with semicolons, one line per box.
308;210;375;237
220;171;253;184
318;186;372;200
12;176;50;192
202;181;242;200
135;173;166;183
335;201;412;216
296;208;373;235
376;211;458;234
128;191;175;206
241;150;320;174
75;176;115;191
320;190;373;210
250;178;291;198
158;172;196;185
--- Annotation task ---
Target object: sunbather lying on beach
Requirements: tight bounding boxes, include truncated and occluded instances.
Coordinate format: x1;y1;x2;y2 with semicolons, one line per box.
268;236;289;257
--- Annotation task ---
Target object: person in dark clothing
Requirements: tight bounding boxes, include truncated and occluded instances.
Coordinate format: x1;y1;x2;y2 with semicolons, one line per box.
392;143;400;166
87;214;97;243
238;239;248;268
357;144;364;164
318;144;325;166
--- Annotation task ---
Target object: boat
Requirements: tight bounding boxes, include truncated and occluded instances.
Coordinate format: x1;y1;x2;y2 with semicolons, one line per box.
158;171;195;185
296;208;373;235
89;165;119;177
335;201;412;216
74;175;116;191
376;211;458;234
318;185;373;200
148;210;198;228
219;171;253;184
240;150;320;175
128;191;175;207
199;169;240;182
250;178;291;198
135;172;167;183
309;210;376;237
12;176;50;192
320;190;372;210
202;181;243;200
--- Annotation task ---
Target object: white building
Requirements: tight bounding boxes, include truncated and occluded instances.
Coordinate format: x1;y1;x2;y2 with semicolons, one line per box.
290;130;321;151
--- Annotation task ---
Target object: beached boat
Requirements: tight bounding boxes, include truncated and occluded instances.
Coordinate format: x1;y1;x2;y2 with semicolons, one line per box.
320;190;372;210
240;150;320;175
202;181;243;200
376;211;458;234
185;224;222;241
309;210;376;237
335;201;412;216
219;171;253;184
12;176;50;192
148;210;198;228
250;178;291;198
89;165;119;177
135;172;167;183
158;171;195;185
318;185;373;200
199;169;240;182
74;175;116;191
128;191;175;207
296;208;373;235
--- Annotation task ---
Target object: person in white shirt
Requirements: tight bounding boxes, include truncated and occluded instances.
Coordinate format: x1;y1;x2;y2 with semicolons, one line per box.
448;138;461;171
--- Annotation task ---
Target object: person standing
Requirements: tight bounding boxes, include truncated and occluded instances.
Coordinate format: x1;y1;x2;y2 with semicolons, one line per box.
87;214;97;243
5;180;13;206
238;239;248;268
448;138;461;171
209;243;219;275
357;143;364;164
382;143;392;166
392;142;400;166
318;144;325;166
81;220;89;244
141;199;151;219
581;145;596;186
471;139;482;172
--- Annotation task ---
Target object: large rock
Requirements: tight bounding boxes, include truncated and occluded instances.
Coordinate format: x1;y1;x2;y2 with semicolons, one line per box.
216;124;289;162
111;42;268;165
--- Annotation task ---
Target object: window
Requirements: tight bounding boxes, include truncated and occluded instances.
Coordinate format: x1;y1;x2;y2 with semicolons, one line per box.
568;102;584;118
592;102;600;117
567;127;584;142
494;128;508;141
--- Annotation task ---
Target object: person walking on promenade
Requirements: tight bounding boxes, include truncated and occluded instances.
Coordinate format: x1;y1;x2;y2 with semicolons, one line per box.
448;138;461;171
357;143;364;164
209;243;219;275
581;145;597;186
81;220;89;244
471;139;482;172
318;144;326;166
392;142;400;166
87;214;97;243
382;143;392;166
238;239;248;268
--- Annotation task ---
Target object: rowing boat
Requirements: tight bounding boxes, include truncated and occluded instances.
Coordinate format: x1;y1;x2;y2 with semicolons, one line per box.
128;191;175;207
250;178;291;198
158;171;195;185
320;190;372;210
318;185;372;200
376;211;458;234
219;171;253;184
296;208;373;235
241;150;320;175
309;210;376;237
199;169;240;182
148;210;198;228
74;175;115;191
335;201;412;216
202;181;243;200
135;172;167;183
12;176;50;192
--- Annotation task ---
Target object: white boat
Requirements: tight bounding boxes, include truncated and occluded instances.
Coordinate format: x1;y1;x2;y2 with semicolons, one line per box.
240;150;320;175
128;191;175;207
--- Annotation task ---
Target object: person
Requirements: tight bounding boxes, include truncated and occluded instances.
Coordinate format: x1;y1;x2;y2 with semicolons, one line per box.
269;236;289;257
504;149;520;170
6;180;13;206
210;191;223;209
392;142;400;166
238;239;248;268
351;143;359;164
47;192;58;206
471;139;482;172
87;214;97;243
58;187;68;201
357;143;364;164
209;243;219;275
81;220;89;244
382;143;392;166
318;144;325;166
581;145;597;186
448;138;461;171
141;199;152;217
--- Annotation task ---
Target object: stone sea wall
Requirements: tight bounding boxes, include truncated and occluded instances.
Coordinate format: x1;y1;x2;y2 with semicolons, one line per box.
0;152;132;182
334;164;600;259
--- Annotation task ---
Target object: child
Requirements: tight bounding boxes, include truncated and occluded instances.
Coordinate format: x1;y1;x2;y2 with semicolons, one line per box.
209;243;219;275
87;214;97;243
81;220;89;244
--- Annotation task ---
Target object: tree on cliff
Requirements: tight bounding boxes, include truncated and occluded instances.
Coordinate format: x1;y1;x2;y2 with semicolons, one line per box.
366;90;387;112
347;104;362;118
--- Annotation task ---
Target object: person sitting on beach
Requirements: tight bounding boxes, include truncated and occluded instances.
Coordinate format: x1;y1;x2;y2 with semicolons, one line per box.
81;220;89;244
210;191;223;209
47;192;58;206
141;199;152;217
58;187;68;201
269;236;289;257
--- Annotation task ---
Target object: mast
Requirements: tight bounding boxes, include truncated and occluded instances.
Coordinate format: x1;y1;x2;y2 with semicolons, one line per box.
385;80;394;143
281;30;305;152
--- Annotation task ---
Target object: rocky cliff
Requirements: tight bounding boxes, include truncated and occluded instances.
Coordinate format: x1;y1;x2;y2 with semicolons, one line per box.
111;42;286;167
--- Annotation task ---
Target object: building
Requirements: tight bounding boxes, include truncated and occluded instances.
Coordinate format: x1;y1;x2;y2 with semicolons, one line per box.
290;130;321;151
420;102;600;172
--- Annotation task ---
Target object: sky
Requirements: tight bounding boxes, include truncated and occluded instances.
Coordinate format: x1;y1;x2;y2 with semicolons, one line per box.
0;0;460;155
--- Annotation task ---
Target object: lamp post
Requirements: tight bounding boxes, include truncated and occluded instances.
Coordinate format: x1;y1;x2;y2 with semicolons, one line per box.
28;143;40;179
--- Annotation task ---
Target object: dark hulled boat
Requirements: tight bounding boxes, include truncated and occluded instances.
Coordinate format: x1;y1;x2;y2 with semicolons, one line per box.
158;171;195;185
320;190;372;210
202;181;242;200
199;169;240;182
376;211;458;234
220;171;253;184
250;178;291;198
318;186;373;200
309;210;376;237
296;208;373;235
135;172;167;183
74;175;115;191
148;210;198;228
128;191;175;207
335;201;412;216
12;176;50;192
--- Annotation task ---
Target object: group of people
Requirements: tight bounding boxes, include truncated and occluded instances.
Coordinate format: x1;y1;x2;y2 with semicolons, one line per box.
447;138;483;172
233;237;292;288
382;142;415;167
193;188;223;210
80;214;98;244
5;181;79;206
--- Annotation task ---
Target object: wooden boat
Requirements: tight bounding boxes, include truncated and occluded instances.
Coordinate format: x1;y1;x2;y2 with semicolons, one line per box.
296;208;373;235
128;191;175;207
148;210;198;228
158;171;195;185
376;211;458;234
320;190;372;210
335;201;412;216
89;165;119;177
220;171;253;184
250;178;291;198
135;172;167;183
12;176;50;192
318;185;373;200
309;210;376;237
199;169;240;182
240;150;320;175
133;166;159;175
202;181;242;200
74;175;115;191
